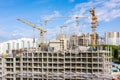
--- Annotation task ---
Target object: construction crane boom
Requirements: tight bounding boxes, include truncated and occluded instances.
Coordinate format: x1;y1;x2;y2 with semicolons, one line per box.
17;18;47;51
17;18;42;30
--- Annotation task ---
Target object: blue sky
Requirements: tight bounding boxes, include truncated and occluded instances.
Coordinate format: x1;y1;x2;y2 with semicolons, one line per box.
0;0;120;42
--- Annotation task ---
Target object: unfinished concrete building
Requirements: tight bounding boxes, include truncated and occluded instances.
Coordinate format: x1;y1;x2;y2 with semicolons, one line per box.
0;46;112;80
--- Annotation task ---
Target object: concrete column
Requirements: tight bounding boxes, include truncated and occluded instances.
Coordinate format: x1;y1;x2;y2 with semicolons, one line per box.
13;57;16;80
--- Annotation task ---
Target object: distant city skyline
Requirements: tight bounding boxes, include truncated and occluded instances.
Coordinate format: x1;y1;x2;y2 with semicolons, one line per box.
0;0;120;42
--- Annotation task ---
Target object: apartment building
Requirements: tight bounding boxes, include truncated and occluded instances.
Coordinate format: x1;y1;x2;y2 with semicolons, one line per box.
49;33;69;52
49;33;97;52
105;32;120;46
78;33;91;46
0;46;112;80
68;33;92;50
49;39;68;52
0;38;37;54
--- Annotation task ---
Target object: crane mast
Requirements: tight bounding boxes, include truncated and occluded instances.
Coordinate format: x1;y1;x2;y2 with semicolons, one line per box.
17;18;47;51
90;8;98;47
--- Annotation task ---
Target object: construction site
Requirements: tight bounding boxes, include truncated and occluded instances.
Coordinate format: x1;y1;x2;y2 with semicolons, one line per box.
0;8;117;80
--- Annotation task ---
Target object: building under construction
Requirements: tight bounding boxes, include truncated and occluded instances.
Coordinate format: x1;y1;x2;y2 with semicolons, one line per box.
0;46;112;80
0;8;115;80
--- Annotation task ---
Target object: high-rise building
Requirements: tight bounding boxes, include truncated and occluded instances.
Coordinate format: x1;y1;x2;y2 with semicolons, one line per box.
49;33;69;52
105;32;120;46
0;38;37;54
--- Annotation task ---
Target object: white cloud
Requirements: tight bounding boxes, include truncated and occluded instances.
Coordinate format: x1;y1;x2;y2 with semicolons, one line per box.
73;0;120;22
11;29;39;40
1;0;120;42
52;0;120;38
12;30;24;37
43;11;61;20
0;25;38;42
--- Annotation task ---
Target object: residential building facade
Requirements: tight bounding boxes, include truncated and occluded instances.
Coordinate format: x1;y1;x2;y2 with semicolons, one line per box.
0;38;37;54
105;32;120;46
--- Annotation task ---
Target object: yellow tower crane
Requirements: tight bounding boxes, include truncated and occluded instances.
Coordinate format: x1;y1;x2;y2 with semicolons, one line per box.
90;8;98;47
17;18;47;51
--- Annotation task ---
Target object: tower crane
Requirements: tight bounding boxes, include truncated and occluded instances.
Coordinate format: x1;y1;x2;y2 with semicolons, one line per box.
17;18;47;50
75;16;88;34
44;16;88;34
90;8;98;47
75;16;88;26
